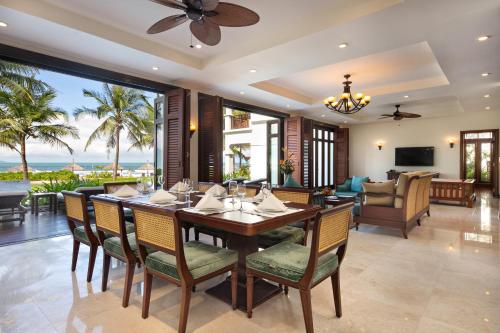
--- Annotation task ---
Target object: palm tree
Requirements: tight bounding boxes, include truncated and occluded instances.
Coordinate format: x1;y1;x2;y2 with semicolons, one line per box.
0;77;79;180
128;96;154;151
74;84;149;179
0;60;47;100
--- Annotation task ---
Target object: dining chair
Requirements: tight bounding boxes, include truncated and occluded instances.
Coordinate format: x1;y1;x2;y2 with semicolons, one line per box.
128;202;239;333
246;202;354;333
62;190;100;282
103;181;139;222
257;188;314;249
91;195;138;307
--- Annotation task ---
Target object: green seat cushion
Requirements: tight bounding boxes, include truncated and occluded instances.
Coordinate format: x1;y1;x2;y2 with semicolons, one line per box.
74;222;135;243
351;176;369;193
258;226;305;248
123;208;134;222
104;233;138;260
247;241;339;283
145;241;237;280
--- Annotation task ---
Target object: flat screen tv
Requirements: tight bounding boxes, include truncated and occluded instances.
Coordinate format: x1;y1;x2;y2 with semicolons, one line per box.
395;147;434;166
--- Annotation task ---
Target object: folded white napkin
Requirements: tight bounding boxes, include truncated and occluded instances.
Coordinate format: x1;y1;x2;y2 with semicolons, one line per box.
195;193;224;210
206;184;227;197
149;189;177;204
113;185;139;198
170;181;188;192
254;188;270;201
257;193;287;212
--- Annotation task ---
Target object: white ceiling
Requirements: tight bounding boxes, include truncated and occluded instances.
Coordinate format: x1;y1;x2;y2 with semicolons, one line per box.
0;0;498;124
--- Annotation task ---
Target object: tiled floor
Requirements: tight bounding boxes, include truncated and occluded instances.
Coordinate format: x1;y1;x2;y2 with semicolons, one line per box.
0;193;498;333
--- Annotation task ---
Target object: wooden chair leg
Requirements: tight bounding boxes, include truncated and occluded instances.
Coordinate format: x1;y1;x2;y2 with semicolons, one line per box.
355;223;359;231
299;288;314;333
184;226;190;242
246;273;254;318
122;260;136;308
402;225;408;239
102;253;111;292
417;218;421;226
427;210;431;216
194;229;200;241
87;245;98;282
331;270;342;318
142;271;153;319
284;286;289;295
222;238;227;248
212;236;217;246
71;240;80;271
178;283;192;333
231;267;238;310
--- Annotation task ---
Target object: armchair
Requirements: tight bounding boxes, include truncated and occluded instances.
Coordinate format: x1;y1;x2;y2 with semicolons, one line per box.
354;173;433;239
336;176;370;198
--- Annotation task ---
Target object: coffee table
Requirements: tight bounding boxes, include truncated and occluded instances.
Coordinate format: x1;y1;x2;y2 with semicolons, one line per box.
324;195;356;207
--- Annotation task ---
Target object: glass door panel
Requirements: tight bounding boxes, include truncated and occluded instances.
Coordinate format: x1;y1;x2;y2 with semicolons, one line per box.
465;143;476;179
480;142;492;183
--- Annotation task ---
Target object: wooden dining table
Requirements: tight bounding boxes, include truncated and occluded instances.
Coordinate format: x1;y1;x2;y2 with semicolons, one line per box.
107;191;321;311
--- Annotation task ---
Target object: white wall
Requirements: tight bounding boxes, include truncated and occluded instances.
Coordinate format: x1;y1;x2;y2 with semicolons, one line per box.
349;111;500;190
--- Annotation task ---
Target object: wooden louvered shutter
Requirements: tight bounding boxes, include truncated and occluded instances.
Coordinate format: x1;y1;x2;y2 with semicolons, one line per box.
335;127;349;185
198;93;223;183
302;118;313;188
164;88;189;188
284;117;303;184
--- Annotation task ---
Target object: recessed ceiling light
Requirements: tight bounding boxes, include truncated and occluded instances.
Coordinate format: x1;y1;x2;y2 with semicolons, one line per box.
485;106;491;110
249;69;257;73
286;104;290;108
321;114;326;118
404;95;409;99
338;43;348;49
481;72;491;77
240;91;245;95
477;35;490;42
0;21;7;28
483;94;490;98
195;44;202;49
152;66;159;71
343;120;348;124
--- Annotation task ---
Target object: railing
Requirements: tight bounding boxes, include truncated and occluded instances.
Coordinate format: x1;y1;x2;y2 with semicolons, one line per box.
231;114;250;129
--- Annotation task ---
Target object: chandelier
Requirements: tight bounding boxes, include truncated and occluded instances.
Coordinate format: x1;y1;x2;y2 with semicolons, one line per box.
323;74;371;114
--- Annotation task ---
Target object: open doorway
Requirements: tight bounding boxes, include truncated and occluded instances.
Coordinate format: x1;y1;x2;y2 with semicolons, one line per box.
460;129;499;196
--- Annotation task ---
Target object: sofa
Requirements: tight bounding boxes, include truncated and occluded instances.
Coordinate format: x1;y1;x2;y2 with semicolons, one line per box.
336;176;370;198
354;172;433;238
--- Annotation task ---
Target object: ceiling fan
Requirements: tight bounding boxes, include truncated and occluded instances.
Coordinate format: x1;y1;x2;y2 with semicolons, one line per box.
147;0;260;46
379;104;421;121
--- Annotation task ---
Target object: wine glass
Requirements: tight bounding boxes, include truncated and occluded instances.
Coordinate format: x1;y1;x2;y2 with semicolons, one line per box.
237;184;246;211
228;180;238;203
136;177;144;193
145;177;153;194
157;175;165;190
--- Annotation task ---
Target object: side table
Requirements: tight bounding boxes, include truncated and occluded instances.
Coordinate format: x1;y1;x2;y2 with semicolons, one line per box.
31;192;58;216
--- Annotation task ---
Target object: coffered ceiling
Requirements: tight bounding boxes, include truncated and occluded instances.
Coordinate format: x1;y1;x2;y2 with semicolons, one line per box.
0;0;498;124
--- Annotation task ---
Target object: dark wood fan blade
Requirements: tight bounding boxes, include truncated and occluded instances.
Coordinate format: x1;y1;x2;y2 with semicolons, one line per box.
380;114;394;117
150;0;187;10
202;0;219;11
399;112;421;118
206;3;260;27
190;19;221;46
147;14;188;34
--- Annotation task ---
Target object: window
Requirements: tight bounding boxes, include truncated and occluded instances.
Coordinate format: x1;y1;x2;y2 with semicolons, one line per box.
222;107;280;182
313;126;335;188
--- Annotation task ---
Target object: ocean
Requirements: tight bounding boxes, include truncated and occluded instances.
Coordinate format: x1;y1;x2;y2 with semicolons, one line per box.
0;162;148;172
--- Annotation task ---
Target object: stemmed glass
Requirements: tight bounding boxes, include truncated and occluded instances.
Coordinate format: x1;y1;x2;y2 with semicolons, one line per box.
237;184;246;211
145;177;153;194
228;180;238;204
183;178;193;204
136;177;144;194
157;175;165;190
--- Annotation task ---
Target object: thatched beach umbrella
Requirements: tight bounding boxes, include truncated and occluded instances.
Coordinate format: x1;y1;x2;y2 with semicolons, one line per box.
8;165;36;173
62;163;84;172
104;163;123;171
138;162;154;171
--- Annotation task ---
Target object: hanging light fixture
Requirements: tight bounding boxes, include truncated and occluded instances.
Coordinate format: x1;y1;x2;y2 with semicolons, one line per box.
324;74;371;114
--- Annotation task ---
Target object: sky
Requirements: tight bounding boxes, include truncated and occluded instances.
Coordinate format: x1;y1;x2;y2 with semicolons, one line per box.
0;67;157;163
